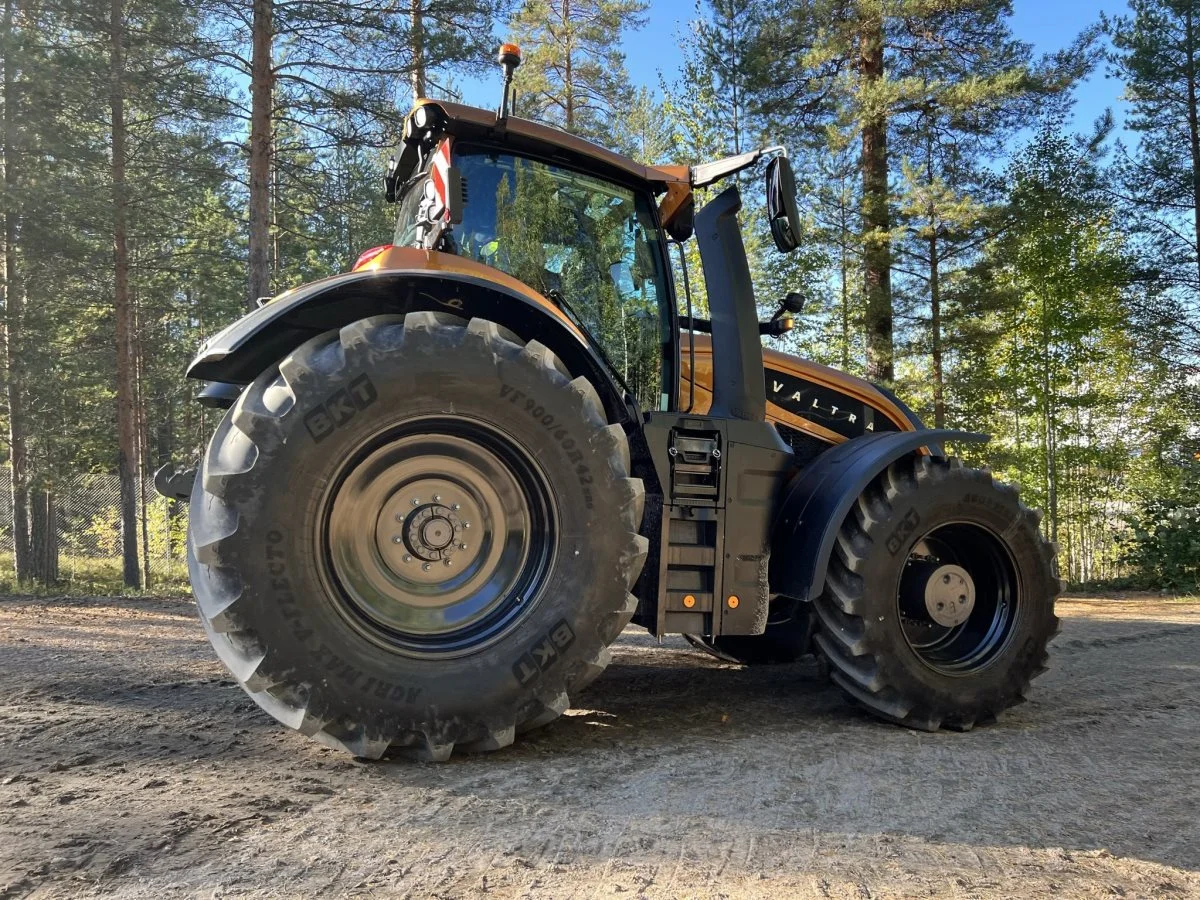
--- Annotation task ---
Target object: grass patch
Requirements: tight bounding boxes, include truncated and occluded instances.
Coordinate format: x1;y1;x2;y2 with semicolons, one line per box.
0;551;189;597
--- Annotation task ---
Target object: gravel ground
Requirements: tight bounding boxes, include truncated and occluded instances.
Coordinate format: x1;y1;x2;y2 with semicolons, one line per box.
0;593;1197;899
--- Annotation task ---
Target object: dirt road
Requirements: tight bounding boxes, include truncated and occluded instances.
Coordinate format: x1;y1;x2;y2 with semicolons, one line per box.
0;594;1197;899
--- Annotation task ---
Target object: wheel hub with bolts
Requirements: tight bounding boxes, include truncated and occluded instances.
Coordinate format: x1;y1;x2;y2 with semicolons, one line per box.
322;424;554;652
374;478;481;585
923;564;975;627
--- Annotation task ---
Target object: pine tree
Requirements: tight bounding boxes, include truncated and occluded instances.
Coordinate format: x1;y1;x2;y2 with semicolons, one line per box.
1;0;31;581
750;0;1095;385
890;1;1084;425
204;0;505;308
1106;0;1200;294
621;86;674;164
110;0;142;587
977;124;1137;559
510;0;647;141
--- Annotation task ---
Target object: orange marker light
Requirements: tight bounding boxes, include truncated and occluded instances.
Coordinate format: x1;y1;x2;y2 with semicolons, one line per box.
498;43;522;65
682;594;696;609
352;244;392;272
727;596;740;609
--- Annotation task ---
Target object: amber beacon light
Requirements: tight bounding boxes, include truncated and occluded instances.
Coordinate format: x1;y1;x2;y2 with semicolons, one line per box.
497;43;522;119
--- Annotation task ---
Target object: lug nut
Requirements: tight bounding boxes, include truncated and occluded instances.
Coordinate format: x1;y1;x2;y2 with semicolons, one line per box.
459;543;468;551
402;554;412;563
463;522;471;530
451;503;460;511
422;563;432;572
433;494;441;503
412;498;421;507
443;558;453;567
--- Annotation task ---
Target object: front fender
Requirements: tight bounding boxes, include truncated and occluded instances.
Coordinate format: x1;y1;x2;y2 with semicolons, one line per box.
769;429;989;606
187;268;632;426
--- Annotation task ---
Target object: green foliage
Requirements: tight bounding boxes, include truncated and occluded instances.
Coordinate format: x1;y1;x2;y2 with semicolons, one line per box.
510;0;648;140
1105;0;1200;293
1123;493;1200;592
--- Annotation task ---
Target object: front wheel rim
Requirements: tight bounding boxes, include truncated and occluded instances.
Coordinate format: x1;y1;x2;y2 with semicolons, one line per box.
319;417;556;658
896;521;1021;675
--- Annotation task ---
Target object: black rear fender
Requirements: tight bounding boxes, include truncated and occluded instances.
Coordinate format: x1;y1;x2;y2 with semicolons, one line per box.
187;270;633;427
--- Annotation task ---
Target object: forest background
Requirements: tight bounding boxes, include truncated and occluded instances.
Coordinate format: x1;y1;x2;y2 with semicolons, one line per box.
1;0;1197;593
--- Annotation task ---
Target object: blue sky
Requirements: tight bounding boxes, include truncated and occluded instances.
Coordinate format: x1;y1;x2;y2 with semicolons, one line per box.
461;0;1127;137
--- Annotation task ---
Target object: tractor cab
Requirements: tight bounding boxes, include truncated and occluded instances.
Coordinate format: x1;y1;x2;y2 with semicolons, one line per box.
388;112;677;412
378;88;804;419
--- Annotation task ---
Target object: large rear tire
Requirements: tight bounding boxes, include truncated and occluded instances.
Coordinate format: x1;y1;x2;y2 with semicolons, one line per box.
813;455;1059;731
187;313;647;759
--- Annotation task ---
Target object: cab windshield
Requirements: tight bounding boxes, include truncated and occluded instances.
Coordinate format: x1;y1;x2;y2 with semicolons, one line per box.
396;145;672;412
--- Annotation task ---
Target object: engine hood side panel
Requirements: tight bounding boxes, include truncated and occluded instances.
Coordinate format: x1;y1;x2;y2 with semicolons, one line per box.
680;335;917;444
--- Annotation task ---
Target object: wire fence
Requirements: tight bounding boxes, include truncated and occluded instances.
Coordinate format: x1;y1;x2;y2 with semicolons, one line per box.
0;466;188;592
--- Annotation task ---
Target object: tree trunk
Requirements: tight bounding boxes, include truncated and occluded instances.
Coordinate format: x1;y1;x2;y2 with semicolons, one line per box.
1040;292;1058;546
134;278;150;588
859;15;893;383
409;0;425;102
839;177;851;371
248;0;274;310
45;491;56;583
2;0;30;583
562;0;573;130
111;0;140;589
1185;8;1200;289
929;229;945;428
29;488;56;584
29;488;43;581
159;398;178;562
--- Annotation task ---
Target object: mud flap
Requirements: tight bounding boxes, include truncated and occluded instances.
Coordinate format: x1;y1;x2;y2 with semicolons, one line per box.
154;464;196;503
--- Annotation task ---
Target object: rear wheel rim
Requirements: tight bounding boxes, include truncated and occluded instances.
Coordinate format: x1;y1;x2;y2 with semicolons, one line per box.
896;522;1020;675
319;417;556;658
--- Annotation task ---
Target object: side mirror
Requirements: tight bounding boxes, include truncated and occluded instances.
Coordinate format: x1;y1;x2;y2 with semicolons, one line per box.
664;194;695;243
766;156;801;253
781;291;805;314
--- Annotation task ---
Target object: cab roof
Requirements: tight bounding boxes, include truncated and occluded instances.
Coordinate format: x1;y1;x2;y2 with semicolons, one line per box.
404;99;689;194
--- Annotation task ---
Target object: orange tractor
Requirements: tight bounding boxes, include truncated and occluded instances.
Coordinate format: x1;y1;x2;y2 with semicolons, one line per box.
160;46;1059;759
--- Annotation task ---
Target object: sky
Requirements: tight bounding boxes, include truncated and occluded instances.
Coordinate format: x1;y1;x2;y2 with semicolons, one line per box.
461;0;1129;141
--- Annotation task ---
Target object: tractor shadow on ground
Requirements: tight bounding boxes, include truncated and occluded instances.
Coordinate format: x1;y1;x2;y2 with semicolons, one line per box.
415;620;1200;875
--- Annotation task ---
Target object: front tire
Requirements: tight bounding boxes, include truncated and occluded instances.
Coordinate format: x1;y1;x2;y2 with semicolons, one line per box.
187;313;647;759
813;455;1059;731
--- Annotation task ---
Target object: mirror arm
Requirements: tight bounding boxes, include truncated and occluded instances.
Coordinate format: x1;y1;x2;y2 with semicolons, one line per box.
691;145;789;189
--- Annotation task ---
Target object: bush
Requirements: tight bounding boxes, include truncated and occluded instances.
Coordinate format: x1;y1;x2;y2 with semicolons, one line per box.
1122;498;1200;592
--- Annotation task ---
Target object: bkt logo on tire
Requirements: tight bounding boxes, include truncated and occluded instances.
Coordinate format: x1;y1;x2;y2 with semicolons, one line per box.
886;508;921;556
513;620;576;686
303;375;378;443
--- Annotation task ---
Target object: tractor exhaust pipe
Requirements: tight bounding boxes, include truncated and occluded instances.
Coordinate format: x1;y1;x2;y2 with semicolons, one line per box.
694;186;767;422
